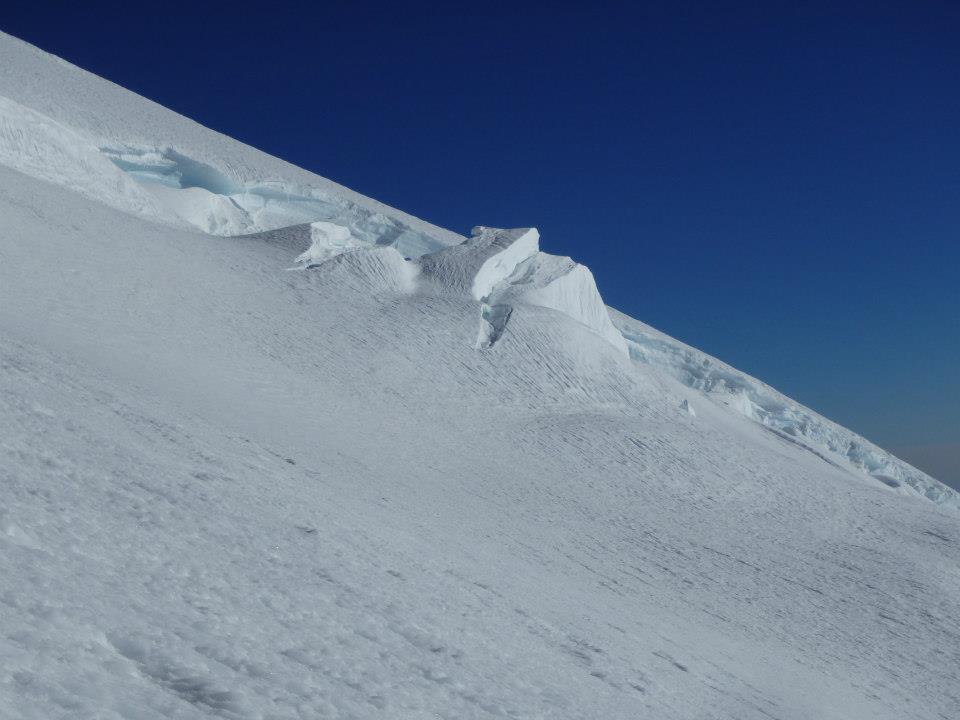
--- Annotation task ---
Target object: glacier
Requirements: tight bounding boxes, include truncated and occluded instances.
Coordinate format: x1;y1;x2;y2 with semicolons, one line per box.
1;29;958;720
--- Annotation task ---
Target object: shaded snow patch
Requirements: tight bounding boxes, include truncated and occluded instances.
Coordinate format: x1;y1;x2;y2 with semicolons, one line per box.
476;304;512;349
102;146;241;194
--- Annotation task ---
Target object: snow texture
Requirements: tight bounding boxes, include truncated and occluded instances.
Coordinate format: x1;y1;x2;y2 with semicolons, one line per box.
1;29;959;720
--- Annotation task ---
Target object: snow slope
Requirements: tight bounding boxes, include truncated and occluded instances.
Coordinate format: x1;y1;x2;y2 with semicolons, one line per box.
1;30;959;720
612;311;959;509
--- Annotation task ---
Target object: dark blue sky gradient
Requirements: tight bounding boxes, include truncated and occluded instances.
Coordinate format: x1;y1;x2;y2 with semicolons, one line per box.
4;2;958;479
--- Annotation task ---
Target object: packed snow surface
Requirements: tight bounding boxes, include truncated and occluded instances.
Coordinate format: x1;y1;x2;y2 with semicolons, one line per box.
1;30;958;720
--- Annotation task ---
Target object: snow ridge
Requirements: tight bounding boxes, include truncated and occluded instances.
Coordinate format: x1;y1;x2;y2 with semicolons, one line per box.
0;30;464;247
612;309;959;509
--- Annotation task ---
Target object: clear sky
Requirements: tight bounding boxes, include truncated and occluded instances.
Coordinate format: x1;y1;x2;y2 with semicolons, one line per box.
5;1;958;486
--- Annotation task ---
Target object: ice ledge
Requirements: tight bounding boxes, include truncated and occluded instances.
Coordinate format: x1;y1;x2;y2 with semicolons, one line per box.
418;227;539;298
421;227;628;355
469;227;541;301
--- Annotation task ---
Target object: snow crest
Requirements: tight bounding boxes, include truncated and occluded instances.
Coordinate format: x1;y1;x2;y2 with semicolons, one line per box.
421;227;629;354
0;96;178;224
99;144;454;254
0;91;457;250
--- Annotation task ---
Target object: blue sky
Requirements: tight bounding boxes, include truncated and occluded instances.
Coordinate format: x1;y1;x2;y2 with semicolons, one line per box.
5;1;958;486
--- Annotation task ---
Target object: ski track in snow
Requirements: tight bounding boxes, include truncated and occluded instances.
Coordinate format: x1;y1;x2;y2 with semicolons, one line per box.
1;30;959;720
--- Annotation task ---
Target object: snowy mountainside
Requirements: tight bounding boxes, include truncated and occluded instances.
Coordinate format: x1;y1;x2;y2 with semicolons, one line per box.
0;30;949;507
611;310;959;509
2;30;959;720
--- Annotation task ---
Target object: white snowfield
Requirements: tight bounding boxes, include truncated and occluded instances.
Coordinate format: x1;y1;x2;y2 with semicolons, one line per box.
1;30;958;720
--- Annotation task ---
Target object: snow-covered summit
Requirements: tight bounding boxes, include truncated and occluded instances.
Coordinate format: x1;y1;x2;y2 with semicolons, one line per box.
2;30;959;720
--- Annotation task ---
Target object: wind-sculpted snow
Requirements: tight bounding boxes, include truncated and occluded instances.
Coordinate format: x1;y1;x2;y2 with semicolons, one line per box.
418;226;540;297
99;144;456;252
0;31;464;248
101;146;242;194
421;227;629;353
0;83;459;246
2;29;960;720
485;251;629;354
611;309;960;509
0;96;179;224
469;227;542;301
309;246;420;295
294;222;366;266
